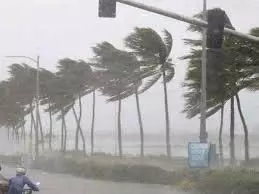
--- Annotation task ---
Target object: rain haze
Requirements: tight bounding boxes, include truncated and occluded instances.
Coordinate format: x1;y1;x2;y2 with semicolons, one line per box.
0;0;258;155
0;1;259;194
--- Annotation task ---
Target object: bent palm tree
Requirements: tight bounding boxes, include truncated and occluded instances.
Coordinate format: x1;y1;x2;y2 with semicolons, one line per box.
182;10;259;162
125;28;175;157
92;42;144;157
55;58;94;154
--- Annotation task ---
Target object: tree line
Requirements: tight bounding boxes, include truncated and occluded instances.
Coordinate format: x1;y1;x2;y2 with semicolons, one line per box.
1;27;175;158
1;10;259;163
182;12;259;164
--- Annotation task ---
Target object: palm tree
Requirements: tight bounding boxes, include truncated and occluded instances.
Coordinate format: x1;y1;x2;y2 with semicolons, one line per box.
0;80;28;147
44;75;75;152
219;104;224;165
39;68;57;151
182;37;256;163
124;28;175;157
6;63;43;155
51;58;93;155
90;89;96;155
92;42;143;157
182;10;259;162
242;28;259;161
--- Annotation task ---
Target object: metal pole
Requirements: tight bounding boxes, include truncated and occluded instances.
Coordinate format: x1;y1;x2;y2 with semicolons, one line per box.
200;0;207;143
35;56;40;157
117;0;259;43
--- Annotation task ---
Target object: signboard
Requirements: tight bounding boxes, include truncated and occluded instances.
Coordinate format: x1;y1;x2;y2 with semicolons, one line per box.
188;142;210;168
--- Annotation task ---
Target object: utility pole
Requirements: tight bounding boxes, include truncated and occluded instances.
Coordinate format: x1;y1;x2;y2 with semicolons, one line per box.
200;0;207;143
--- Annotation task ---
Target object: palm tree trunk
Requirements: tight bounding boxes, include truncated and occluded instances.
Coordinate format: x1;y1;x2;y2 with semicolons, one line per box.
118;98;123;158
162;67;171;158
7;127;10;140
219;103;224;166
61;117;64;151
22;124;26;143
30;103;36;137
230;97;236;166
235;94;249;162
29;103;35;154
15;126;19;143
37;109;44;151
78;95;86;156
48;100;53;151
72;105;79;151
29;116;33;153
30;116;34;138
62;114;67;153
91;90;96;155
72;103;86;156
31;103;39;157
12;125;15;141
22;118;26;152
21;124;25;140
135;89;144;157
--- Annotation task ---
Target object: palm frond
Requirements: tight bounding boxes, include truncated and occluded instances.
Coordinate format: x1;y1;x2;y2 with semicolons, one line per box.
163;29;173;58
163;62;175;83
183;39;202;47
138;73;161;94
124;27;165;63
107;87;134;102
205;104;222;118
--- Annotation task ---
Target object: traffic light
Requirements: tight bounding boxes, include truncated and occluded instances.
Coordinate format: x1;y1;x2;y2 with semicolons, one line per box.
206;8;226;49
99;0;117;18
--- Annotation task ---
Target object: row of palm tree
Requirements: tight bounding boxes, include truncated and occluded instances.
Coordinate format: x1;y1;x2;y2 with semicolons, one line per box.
1;27;175;158
1;9;258;162
182;10;259;163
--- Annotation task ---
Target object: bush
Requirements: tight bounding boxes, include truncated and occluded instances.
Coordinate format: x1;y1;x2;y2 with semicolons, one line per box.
1;154;259;194
192;169;259;194
31;155;181;184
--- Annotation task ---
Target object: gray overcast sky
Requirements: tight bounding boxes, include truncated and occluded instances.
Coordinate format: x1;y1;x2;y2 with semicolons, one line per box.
0;0;259;137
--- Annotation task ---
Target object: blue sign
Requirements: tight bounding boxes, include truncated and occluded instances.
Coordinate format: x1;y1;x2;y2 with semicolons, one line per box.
188;142;210;168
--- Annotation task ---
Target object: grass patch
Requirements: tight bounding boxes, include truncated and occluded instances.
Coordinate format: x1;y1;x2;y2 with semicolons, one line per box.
185;169;259;194
31;156;183;185
1;154;259;193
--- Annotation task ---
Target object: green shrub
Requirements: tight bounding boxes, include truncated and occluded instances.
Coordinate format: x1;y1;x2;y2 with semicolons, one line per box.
193;169;259;194
1;154;259;194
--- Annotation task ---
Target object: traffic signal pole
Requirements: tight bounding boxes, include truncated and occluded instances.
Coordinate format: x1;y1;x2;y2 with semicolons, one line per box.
100;0;259;144
200;0;207;143
116;0;259;43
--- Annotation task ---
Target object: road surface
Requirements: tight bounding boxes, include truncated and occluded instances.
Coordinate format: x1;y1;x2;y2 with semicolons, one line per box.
2;165;187;194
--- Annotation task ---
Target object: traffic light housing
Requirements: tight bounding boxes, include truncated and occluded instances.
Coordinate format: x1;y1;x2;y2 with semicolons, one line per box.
99;0;117;18
206;8;226;49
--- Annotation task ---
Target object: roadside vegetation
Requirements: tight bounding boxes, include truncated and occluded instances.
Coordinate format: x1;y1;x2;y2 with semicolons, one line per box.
1;154;259;194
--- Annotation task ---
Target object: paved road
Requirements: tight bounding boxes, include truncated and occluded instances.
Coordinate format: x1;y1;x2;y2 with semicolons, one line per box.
2;166;187;194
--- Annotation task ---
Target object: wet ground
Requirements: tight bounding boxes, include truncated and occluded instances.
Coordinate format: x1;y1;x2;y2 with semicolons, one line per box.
2;165;187;194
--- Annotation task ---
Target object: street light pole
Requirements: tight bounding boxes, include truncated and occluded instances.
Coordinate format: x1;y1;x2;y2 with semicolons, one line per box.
200;0;207;143
5;55;40;157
